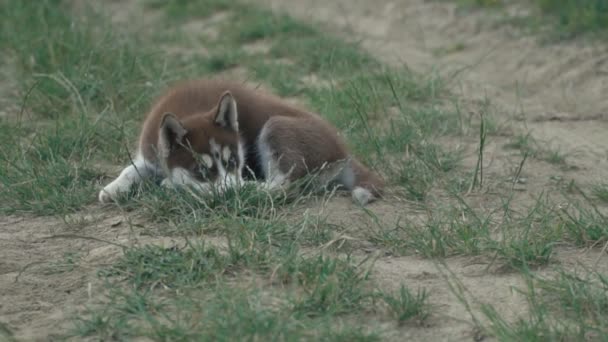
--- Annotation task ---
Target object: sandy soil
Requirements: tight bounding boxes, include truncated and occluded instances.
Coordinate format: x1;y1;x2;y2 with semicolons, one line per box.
2;0;608;341
0;211;184;341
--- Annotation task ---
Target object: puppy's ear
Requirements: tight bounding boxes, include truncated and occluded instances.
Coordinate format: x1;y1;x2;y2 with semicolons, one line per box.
214;91;238;132
159;112;187;158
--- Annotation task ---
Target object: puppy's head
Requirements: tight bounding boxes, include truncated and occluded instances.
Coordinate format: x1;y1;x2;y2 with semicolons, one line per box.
158;91;244;190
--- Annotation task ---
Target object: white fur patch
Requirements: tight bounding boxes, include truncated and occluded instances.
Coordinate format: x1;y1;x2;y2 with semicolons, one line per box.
209;138;245;189
222;146;231;162
209;139;227;180
257;123;290;190
352;186;373;206
209;139;221;161
201;154;213;168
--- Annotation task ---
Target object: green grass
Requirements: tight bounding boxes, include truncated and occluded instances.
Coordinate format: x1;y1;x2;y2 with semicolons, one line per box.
366;192;561;270
380;285;430;325
481;267;608;340
536;0;608;37
82;232;426;340
453;0;608;39
0;0;167;214
592;183;608;204
0;0;460;213
504;133;570;168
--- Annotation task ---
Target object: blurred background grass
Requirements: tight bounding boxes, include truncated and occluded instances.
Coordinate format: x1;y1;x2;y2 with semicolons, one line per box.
457;0;608;38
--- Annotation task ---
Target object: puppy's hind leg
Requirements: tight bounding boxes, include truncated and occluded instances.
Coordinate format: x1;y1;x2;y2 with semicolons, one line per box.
99;157;159;203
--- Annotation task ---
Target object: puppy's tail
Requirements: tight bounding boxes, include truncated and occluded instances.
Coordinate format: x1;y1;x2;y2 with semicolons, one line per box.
350;158;384;206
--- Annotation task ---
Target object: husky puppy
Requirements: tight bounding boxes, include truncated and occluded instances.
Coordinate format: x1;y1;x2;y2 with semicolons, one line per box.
99;79;383;205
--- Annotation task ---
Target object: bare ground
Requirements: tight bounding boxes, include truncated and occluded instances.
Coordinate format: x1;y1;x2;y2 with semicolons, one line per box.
2;0;608;341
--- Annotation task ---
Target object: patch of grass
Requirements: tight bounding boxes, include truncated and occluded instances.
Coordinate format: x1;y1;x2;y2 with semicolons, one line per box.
227;8;316;43
455;0;503;8
83;208;395;340
367;202;492;258
452;0;608;39
536;0;608;38
290;255;373;317
86;236;390;340
504;133;569;167
481;268;608;340
560;200;608;247
102;243;228;289
542;270;608;325
1;0;401;214
74;285;383;341
368;192;563;269
0;1;168;214
489;195;560;269
488;232;554;270
380;285;430;325
0;1;164;118
592;183;608;204
0;120;101;215
145;0;232;20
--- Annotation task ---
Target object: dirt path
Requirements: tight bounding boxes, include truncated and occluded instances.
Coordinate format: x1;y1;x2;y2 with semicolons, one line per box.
0;211;181;340
252;0;608;181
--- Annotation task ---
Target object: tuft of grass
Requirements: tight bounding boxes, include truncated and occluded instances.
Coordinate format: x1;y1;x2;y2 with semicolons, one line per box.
560;202;608;247
592;183;608;204
289;255;373;317
453;0;608;39
367;202;492;258
227;9;316;43
380;285;430;325
481;268;608;340
367;192;563;270
504;133;569;167
101;243;228;289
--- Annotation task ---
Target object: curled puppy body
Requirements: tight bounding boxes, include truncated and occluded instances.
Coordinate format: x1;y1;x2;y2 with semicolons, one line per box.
99;79;384;205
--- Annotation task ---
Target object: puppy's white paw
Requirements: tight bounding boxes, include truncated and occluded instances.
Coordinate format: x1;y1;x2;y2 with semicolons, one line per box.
98;187;116;204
